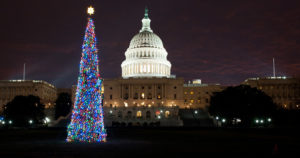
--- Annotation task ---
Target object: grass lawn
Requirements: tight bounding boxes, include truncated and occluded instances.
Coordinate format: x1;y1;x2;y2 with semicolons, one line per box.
0;127;299;157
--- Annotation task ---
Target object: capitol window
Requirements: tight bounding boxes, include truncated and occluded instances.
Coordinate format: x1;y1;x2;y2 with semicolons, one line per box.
141;93;145;99
124;93;129;100
148;93;152;99
127;111;132;118
157;94;161;99
134;93;138;99
146;111;151;119
137;111;142;118
118;111;122;118
165;111;170;118
143;64;147;72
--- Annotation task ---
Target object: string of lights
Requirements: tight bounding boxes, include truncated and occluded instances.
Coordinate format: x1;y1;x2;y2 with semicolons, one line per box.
66;12;107;142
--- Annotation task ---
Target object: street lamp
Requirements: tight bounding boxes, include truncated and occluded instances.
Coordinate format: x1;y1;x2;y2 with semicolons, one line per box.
222;119;226;123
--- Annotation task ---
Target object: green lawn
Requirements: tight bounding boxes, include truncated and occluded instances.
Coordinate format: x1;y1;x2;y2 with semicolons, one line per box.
0;127;299;157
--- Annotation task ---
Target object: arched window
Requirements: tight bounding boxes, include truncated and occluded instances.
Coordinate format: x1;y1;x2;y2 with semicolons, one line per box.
165;111;170;118
124;93;129;100
137;111;142;118
141;93;145;99
148;93;152;99
134;93;138;99
127;111;132;118
157;94;161;99
146;111;151;119
118;111;123;118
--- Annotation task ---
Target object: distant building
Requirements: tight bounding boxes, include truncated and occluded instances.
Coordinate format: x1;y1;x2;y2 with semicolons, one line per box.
0;80;57;113
243;77;300;109
183;80;225;109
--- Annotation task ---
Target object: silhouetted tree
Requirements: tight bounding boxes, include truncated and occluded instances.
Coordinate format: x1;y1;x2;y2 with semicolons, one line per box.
55;93;72;120
273;108;300;127
209;85;277;127
3;95;45;127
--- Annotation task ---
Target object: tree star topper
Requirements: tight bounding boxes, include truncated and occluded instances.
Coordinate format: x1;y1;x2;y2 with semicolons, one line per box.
87;6;95;15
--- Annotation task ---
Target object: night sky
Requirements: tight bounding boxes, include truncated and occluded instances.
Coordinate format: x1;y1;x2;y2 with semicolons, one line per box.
0;0;299;88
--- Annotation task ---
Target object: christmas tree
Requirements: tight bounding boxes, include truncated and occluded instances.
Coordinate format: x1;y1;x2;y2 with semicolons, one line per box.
66;6;107;142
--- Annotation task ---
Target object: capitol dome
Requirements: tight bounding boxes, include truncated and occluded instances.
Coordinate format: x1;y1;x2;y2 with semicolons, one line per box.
129;31;164;49
121;8;171;78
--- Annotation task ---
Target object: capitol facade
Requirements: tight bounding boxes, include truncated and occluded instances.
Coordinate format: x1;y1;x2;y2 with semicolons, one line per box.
102;9;183;127
98;9;224;127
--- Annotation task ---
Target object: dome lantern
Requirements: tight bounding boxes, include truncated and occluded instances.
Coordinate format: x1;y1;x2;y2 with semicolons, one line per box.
140;7;153;33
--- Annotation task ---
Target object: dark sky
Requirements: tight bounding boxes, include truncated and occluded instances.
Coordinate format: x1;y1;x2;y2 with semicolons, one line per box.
0;0;299;88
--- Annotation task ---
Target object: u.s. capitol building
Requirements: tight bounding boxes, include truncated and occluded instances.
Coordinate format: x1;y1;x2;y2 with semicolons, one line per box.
96;9;223;127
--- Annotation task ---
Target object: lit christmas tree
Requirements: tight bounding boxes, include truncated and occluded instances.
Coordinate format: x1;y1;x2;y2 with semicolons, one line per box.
66;6;107;142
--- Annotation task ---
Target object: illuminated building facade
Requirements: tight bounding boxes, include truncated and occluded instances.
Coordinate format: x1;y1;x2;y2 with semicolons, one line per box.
243;77;300;109
183;80;224;109
0;80;57;112
102;78;184;126
101;9;183;126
